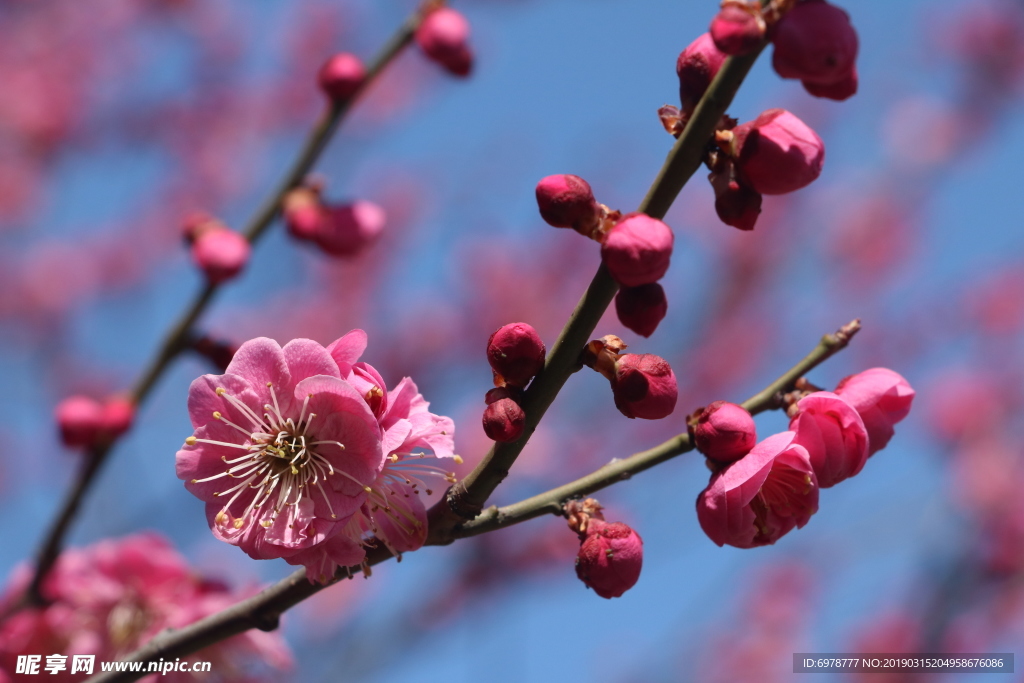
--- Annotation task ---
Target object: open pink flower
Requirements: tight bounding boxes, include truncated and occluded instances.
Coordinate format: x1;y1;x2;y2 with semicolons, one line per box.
696;431;818;548
834;368;915;455
326;330;458;558
177;336;384;581
789;391;868;487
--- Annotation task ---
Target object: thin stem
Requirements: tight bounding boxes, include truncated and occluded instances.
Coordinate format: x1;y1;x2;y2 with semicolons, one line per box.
84;320;858;682
455;319;861;538
23;4;426;607
434;43;769;537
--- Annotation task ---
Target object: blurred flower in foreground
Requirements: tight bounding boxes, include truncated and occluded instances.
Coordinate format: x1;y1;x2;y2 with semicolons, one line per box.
0;533;291;682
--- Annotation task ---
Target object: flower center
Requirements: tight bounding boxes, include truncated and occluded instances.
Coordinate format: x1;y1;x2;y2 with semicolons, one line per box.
186;382;363;532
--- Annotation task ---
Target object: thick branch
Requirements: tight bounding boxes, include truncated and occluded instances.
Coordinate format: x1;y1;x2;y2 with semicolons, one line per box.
455;319;861;538
24;4;426;607
434;44;768;535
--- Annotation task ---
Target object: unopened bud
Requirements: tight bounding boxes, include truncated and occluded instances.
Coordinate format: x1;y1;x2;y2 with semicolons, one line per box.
771;0;858;88
733;109;824;195
314;201;385;257
56;396;104;449
615;283;668;338
710;2;766;56
677;33;727;111
693;401;757;463
601;214;674;287
416;8;474;77
191;227;250;284
535;174;600;235
575;520;643;599
487;323;546;388
317;52;366;101
611;353;678;420
482;397;525;442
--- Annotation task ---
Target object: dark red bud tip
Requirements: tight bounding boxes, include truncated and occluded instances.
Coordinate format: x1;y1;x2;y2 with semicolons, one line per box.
710;4;766;56
317;53;366;101
575;520;643;599
693;401;757;463
535;174;599;231
482;398;525;442
487;323;546;388
611;353;678;420
615;283;668;338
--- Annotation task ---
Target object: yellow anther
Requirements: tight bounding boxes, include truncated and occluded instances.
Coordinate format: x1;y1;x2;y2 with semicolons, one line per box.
213;411;222;420
363;486;372;493
215;387;226;396
215;511;229;526
185;436;197;445
266;382;273;387
260;519;272;528
452;455;464;464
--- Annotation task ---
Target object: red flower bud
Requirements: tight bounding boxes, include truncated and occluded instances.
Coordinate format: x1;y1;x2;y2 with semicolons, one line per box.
772;0;858;87
733;109;824;195
601;213;674;287
575;520;643;599
482;397;525;442
416;8;474;77
317;52;366;101
694;401;757;463
534;174;599;233
56;396;103;448
100;396;135;441
191;227;250;284
802;67;858;101
314;201;385;257
487;323;546;387
676;33;727;111
710;171;762;231
615;283;668;338
611;353;678;420
710;3;766;56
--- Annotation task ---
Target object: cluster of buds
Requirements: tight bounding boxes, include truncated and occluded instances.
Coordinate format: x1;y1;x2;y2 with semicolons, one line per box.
693;367;914;548
482;323;546;442
282;182;385;258
535;174;673;337
182;213;251;285
583;335;678;420
665;0;857;231
566;499;643;599
55;394;135;450
415;7;474;77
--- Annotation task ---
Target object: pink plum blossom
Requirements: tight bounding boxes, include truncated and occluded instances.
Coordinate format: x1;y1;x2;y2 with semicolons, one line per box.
789;391;869;487
575;520;643;599
0;533;291;682
177;336;384;581
697;431;819;548
834;368;915;455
